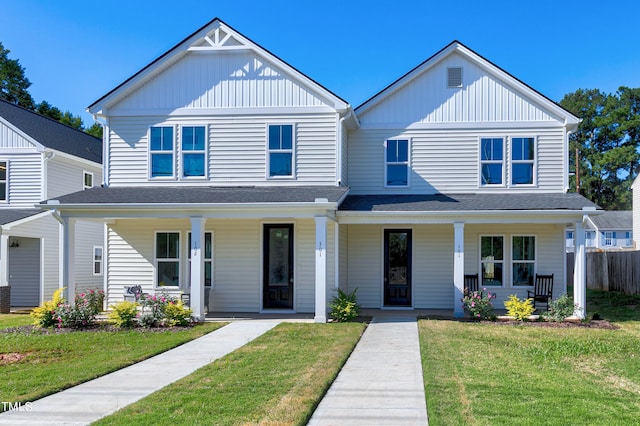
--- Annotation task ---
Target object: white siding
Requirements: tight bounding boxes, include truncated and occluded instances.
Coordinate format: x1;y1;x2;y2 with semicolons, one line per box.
0;120;36;148
359;52;559;126
348;127;565;194
2;152;43;206
46;156;102;199
107;113;337;186
8;236;40;306
111;52;331;113
74;221;105;294
346;225;383;308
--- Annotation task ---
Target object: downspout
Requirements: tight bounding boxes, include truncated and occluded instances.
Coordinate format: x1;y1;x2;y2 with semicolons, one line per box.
336;109;353;187
92;115;109;187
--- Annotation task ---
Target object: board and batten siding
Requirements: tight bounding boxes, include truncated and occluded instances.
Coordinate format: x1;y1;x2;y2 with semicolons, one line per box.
110;52;331;113
347;127;565;195
0;119;37;149
107;113;337;186
359;52;560;126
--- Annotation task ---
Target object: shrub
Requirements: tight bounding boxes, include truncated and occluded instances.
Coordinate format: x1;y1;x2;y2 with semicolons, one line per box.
164;299;193;326
31;287;65;327
542;293;579;322
462;289;496;320
139;293;173;327
330;288;361;322
108;300;139;328
53;291;104;328
504;294;535;321
78;288;105;315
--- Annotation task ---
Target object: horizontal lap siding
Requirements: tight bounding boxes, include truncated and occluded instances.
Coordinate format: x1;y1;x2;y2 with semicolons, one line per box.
413;225;454;308
108;114;336;186
47;157;102;199
4;152;42;206
346;225;382;308
348;128;565;194
74;221;105;294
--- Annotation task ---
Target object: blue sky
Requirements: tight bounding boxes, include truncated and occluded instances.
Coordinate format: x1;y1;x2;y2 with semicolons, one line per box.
1;0;639;126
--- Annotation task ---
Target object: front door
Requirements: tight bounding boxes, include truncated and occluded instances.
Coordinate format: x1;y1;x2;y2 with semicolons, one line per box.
384;229;412;307
263;224;294;309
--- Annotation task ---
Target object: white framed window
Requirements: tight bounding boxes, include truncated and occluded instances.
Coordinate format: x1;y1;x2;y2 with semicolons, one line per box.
155;231;180;287
0;160;7;201
181;126;206;178
83;171;93;190
625;231;633;246
480;138;504;186
511;137;535;185
586;231;595;247
480;235;504;287
267;124;294;178
566;230;574;248
188;232;213;288
385;139;409;187
149;126;175;178
512;235;536;287
93;246;103;276
604;231;614;246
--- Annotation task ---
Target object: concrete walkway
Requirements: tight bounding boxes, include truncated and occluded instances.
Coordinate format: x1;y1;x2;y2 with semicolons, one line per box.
308;316;429;426
0;321;279;426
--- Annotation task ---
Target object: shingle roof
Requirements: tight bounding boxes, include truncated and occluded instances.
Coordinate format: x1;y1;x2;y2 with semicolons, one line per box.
44;186;349;205
0;99;102;164
0;209;43;226
339;193;599;212
589;210;632;230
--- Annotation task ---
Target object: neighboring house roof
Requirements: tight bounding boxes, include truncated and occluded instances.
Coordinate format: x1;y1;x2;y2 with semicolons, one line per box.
87;17;350;116
42;186;349;206
587;211;632;230
339;193;598;212
0;209;43;226
0;99;102;164
355;40;580;129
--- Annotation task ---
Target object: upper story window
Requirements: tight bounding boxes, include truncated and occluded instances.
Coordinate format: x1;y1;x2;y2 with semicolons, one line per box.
83;171;93;190
0;161;7;201
150;126;174;178
181;126;206;178
511;137;535;185
480;138;503;185
385;139;409;187
512;235;535;286
268;124;294;178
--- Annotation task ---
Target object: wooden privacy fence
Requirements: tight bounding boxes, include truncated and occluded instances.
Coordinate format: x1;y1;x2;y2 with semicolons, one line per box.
567;251;640;294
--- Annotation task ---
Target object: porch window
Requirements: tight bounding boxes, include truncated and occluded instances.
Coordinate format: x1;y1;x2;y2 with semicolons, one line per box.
150;127;174;178
480;138;503;185
512;236;535;286
511;137;535;185
586;231;595;247
93;246;103;276
0;161;7;201
604;231;614;246
566;230;574;248
625;231;633;246
181;126;206;178
385;139;409;186
188;232;213;287
481;236;503;286
268;124;294;177
155;232;180;287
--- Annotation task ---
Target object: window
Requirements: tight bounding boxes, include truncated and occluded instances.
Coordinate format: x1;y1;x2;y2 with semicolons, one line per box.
512;236;535;286
155;232;180;287
83;171;93;190
604;231;614;246
586;231;595;247
181;126;206;178
93;246;103;276
448;67;463;88
150;126;174;178
385;139;409;186
566;230;574;248
511;137;535;185
625;231;633;246
480;138;503;185
188;232;213;288
0;161;7;201
268;124;293;177
481;236;503;286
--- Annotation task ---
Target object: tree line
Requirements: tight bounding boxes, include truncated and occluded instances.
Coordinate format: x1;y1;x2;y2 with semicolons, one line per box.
2;41;639;210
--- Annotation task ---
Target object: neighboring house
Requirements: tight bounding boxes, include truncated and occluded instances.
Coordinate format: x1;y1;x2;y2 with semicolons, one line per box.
566;211;633;251
40;18;597;321
634;177;640;249
0;99;103;306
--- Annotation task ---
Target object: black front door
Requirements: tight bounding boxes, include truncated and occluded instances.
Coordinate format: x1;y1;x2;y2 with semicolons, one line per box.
384;229;412;307
263;224;294;309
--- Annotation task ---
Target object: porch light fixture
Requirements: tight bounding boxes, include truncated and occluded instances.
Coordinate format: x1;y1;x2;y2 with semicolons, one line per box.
10;240;19;248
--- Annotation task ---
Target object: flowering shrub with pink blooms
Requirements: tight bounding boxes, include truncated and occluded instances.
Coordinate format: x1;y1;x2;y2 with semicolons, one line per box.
462;288;496;320
138;293;193;327
54;289;105;328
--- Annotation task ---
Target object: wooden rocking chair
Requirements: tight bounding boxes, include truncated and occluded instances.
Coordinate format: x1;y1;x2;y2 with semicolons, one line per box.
464;274;479;294
527;274;554;310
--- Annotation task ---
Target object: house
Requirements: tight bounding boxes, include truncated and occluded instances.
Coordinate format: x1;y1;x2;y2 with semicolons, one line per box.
0;99;103;308
40;18;598;321
566;211;633;251
633;177;640;249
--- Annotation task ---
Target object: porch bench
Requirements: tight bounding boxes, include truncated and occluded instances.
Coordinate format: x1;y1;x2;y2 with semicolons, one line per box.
123;285;147;302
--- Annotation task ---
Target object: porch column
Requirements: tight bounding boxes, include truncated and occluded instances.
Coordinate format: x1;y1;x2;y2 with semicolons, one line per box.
453;222;465;318
0;233;8;287
314;216;328;323
61;217;76;303
573;220;587;319
190;217;206;321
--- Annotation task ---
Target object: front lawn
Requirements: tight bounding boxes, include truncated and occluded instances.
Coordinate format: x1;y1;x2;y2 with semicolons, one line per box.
0;321;225;408
94;322;366;426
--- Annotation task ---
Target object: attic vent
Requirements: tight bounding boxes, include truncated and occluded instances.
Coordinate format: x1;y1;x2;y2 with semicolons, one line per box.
448;67;463;88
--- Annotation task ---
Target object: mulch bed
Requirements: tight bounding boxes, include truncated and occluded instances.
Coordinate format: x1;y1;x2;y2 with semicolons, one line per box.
490;319;618;329
0;323;200;335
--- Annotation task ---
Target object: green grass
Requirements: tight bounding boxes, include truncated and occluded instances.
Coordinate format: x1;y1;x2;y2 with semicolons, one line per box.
420;289;640;425
94;322;366;426
0;322;225;408
0;313;33;328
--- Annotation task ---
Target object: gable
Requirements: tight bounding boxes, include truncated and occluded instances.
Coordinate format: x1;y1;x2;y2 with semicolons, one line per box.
356;42;578;129
0;117;41;150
